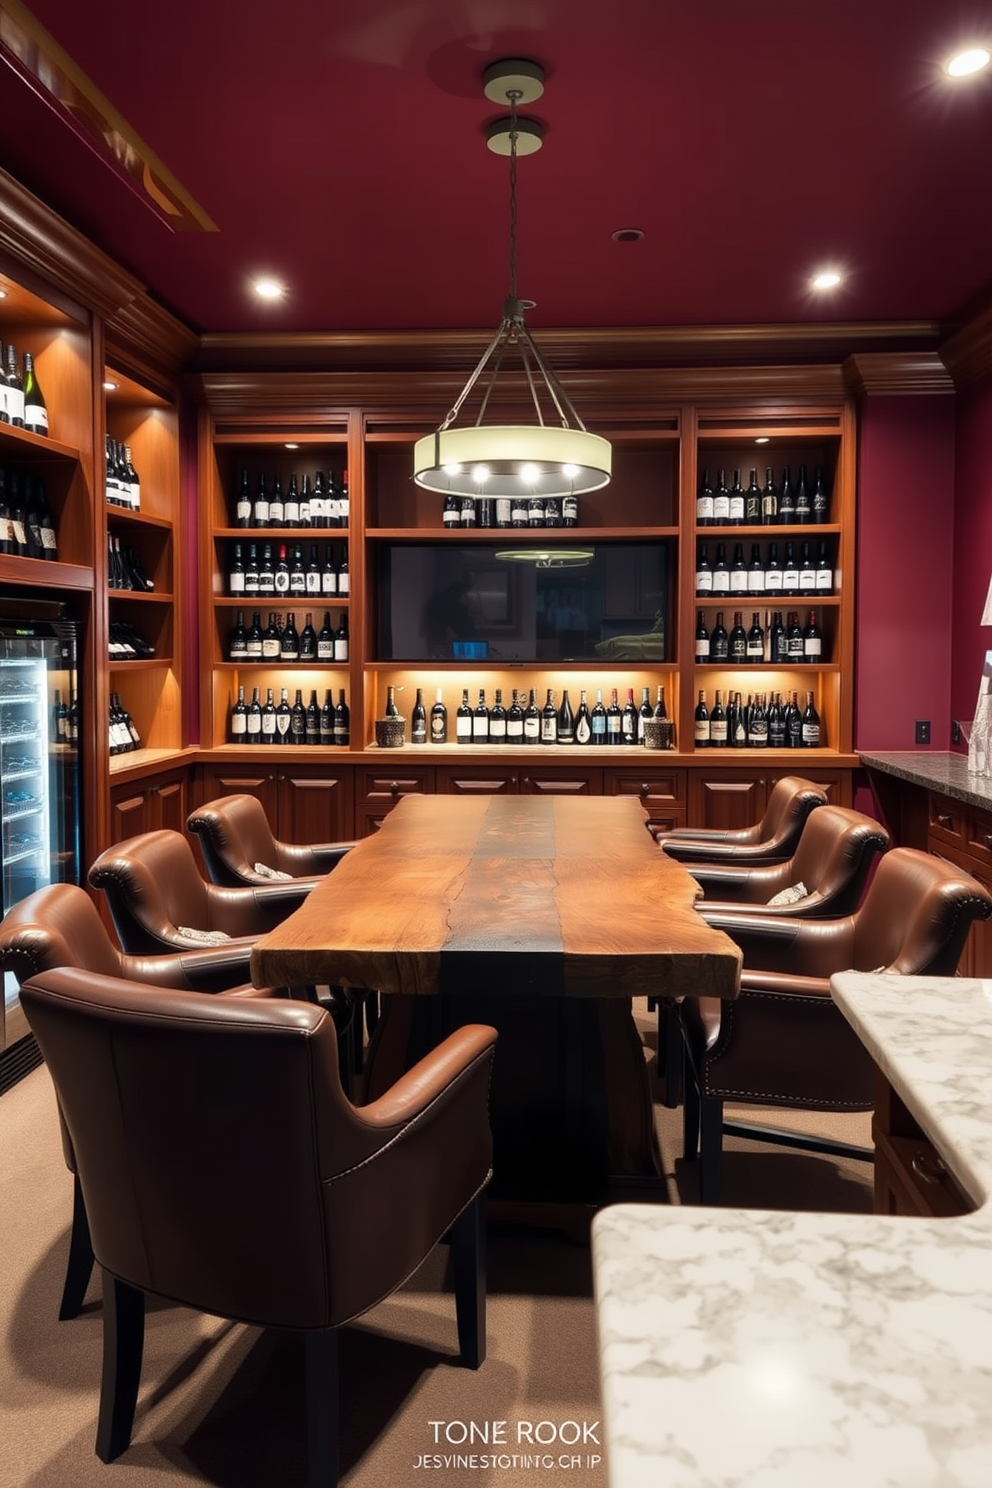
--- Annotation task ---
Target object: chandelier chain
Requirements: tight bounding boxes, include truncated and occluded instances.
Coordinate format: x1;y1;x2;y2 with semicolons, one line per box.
507;89;522;307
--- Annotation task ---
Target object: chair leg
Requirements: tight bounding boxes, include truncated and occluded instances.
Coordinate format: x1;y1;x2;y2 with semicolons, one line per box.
96;1273;145;1463
451;1193;486;1369
59;1173;95;1320
682;1050;700;1161
698;1096;724;1205
304;1331;339;1488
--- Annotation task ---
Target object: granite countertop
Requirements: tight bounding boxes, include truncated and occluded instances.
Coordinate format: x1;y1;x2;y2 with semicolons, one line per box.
592;972;992;1488
861;750;992;812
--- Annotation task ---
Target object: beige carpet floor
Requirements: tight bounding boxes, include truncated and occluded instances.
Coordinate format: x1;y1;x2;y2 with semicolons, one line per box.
0;1001;873;1488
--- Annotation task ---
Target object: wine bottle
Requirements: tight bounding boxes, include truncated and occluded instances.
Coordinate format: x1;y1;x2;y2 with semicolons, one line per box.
709;689;728;746
606;687;622;745
761;466;778;525
728;469;745;525
558;688;575;744
747;611;765;662
299;612;318;661
5;344;24;427
431;687;448;743
730;541;748;594
22;352;48;435
713;469;731;524
798;540;816;593
778;466;795;523
745;469;761;524
460;496;477;528
52;688;68;742
712;543;730;594
710;609;729;661
290;688;307;744
506;689;524;743
696;542;713;596
305;688;320;744
337;552;349;596
794;465;811;523
495;496;512;529
729;610;747;663
411;687;427;744
490;687;507;743
695;610;710;660
812;466;829;523
338;468;349;528
694;689;710;747
443;494;460;528
269;475;285;527
769;610;787;664
696;468;714;526
803;609;822;662
236;469;252;527
654;685;668;720
574;689;592;745
511;492;528;529
321;544;338;595
311;470;327;528
228;609;248;660
621;687;638;745
305;543;321;594
334;614;349;661
801;690;821;746
768;692;786;748
253;473;270;528
333;689;350;745
562;494;579;526
747;542;765;594
228;542;246;596
124;444;141;510
764;541;783;593
638;686;652;742
786;690;803;747
782;541;799;596
731;691;748;747
473;688;490;743
246;685;263;744
528;496;545;528
299;473;312;527
280;611;300;662
262;612;282;660
37;482;57;559
749;692;769;747
815;540;834;593
524;688;541;744
540;688;558;745
257;544;273;595
230;684;248;742
319;688;334;746
317;611;334;660
262;687;277;743
274;543;290;594
591;688;607;746
275;686;292;741
289;544;306;595
284;475;300;527
456;688;473;743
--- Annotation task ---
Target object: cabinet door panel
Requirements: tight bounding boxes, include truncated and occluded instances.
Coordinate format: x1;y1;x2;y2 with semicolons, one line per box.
435;766;517;795
194;767;280;826
689;772;767;831
110;789;154;843
154;774;187;835
518;767;601;796
355;766;432;838
277;768;354;843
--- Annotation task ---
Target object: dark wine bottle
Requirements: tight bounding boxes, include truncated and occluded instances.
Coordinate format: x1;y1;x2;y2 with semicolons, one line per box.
456;688;472;744
710;609;729;661
694;689;710;748
606;687;623;745
236;469;252;527
230;684;248;743
506;689;524;743
729;610;747;663
696;542;713;596
747;610;765;663
574;689;592;745
489;687;507;744
333;689;350;745
801;690;821;746
290;687;307;744
22;352;48;436
695;610;710;661
246;685;263;744
728;469;745;525
524;688;541;745
228;609;248;660
696;468;714;526
430;687;448;743
473;688;490;743
411;686;427;744
709;689;728;747
590;688;607;746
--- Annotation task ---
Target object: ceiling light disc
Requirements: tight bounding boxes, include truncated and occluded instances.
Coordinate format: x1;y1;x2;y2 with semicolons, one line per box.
486;117;544;156
483;58;545;105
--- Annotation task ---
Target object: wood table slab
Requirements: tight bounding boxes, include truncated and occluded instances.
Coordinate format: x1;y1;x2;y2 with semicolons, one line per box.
252;795;742;1203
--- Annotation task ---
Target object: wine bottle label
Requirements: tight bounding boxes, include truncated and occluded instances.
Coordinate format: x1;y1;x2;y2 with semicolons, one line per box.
322;575;337;595
765;570;783;590
274;573;289;593
290;576;306;594
696;572;713;593
276;714;291;736
490;718;506;740
712;573;730;592
695;639;710;658
472;717;489;739
456;716;472;739
231;713;246;736
524;718;541;739
24;404;47;432
607;715;621;735
729;496;744;521
815;572;833;591
575;717;591;744
317;640;334;659
540;718;557;742
713;495;730;520
246;638;263;657
255;500;269;523
11;519;27;545
804;638;822;657
338;573;350;595
262;714;276;736
746;640;764;657
261;639;280;658
495;498;512;525
747;574;765;592
710;719;728;743
306;574;320;593
799;572;816;591
431;716;448;742
783;569;799;589
237;500;251;521
730;572;748;592
694;721;710;742
697;496;714;519
333;640;348;660
802;723;820;744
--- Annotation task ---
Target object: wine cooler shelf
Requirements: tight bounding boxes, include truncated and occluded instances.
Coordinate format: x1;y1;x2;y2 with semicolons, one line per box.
694;687;823;749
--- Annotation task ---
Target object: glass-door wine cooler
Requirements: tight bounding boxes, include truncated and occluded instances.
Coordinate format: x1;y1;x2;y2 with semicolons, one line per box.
0;618;81;1065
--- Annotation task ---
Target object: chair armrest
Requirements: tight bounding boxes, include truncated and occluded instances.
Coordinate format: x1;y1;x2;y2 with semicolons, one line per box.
739;969;834;999
120;946;255;993
204;880;315;936
683;863;781;902
277;842;356;876
356;1025;499;1129
662;838;788;864
698;890;827;919
702;911;856;977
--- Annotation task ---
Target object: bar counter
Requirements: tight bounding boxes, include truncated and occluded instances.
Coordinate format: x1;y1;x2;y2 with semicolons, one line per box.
592;972;992;1487
860;749;992;811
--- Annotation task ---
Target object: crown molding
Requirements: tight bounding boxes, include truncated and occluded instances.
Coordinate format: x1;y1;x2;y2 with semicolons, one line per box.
105;295;199;391
940;299;992;388
842;351;954;397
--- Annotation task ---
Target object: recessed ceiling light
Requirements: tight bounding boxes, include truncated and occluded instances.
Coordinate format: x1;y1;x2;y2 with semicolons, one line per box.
253;277;285;301
811;270;842;291
612;228;644;243
755;436;770;444
284;442;299;449
946;47;990;77
103;380;119;391
0;288;7;300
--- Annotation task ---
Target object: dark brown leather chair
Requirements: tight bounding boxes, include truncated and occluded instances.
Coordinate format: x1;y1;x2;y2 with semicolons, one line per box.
689;805;891;917
680;847;992;1202
19;969;497;1488
0;882;278;1321
657;776;828;864
187;792;355;889
88;828;316;956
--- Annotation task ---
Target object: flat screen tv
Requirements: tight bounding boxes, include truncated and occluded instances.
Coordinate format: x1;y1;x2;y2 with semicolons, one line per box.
375;541;669;663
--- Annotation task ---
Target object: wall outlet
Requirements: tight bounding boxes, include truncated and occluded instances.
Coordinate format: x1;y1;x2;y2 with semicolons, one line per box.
952;720;962;745
915;720;931;745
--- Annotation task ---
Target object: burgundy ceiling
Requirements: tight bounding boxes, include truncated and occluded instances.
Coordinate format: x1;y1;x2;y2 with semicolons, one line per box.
1;0;991;337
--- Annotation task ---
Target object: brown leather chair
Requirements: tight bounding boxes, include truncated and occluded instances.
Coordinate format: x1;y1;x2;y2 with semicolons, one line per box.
0;882;278;1321
187;792;355;889
689;805;891;918
657;776;828;864
680;847;992;1202
88;828;316;957
19;969;497;1488
0;884;281;1316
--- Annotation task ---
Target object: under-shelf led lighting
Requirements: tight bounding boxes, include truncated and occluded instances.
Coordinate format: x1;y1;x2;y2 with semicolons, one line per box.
103;380;119;392
946;47;990;77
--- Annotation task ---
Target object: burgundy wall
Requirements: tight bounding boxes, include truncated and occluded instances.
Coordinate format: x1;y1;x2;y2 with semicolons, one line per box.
950;372;992;746
855;394;956;751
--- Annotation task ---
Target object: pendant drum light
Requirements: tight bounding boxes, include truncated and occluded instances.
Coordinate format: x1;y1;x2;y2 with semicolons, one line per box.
413;60;611;500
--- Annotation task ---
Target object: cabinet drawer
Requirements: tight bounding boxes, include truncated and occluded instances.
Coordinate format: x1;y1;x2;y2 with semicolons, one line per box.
928;793;966;847
872;1124;971;1218
355;766;432;835
965;807;992;866
436;766;517;795
519;766;602;796
605;767;686;809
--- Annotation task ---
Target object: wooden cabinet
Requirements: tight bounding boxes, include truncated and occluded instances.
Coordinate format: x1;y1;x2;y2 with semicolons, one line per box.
927;791;992;979
688;766;850;831
193;761;353;845
605;766;687;834
872;1071;971;1218
354;763;432;836
110;768;188;843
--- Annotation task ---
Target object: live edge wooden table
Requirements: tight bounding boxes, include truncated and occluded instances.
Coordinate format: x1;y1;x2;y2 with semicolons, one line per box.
251;794;742;1206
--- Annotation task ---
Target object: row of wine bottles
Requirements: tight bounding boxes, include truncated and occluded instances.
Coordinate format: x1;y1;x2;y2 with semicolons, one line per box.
108;692;142;755
696;609;824;665
230;685;350;745
108;622;157;661
52;689;79;744
227;541;348;598
696;466;829;527
696;539;833;596
107;534;155;591
0;344;47;435
231;469;350;529
390;683;672;746
0;467;58;558
441;493;581;529
228;609;349;663
694;688;821;748
105;438;142;510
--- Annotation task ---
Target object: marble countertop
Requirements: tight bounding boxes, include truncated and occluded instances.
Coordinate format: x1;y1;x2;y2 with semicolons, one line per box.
860;750;992;812
592;973;992;1488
